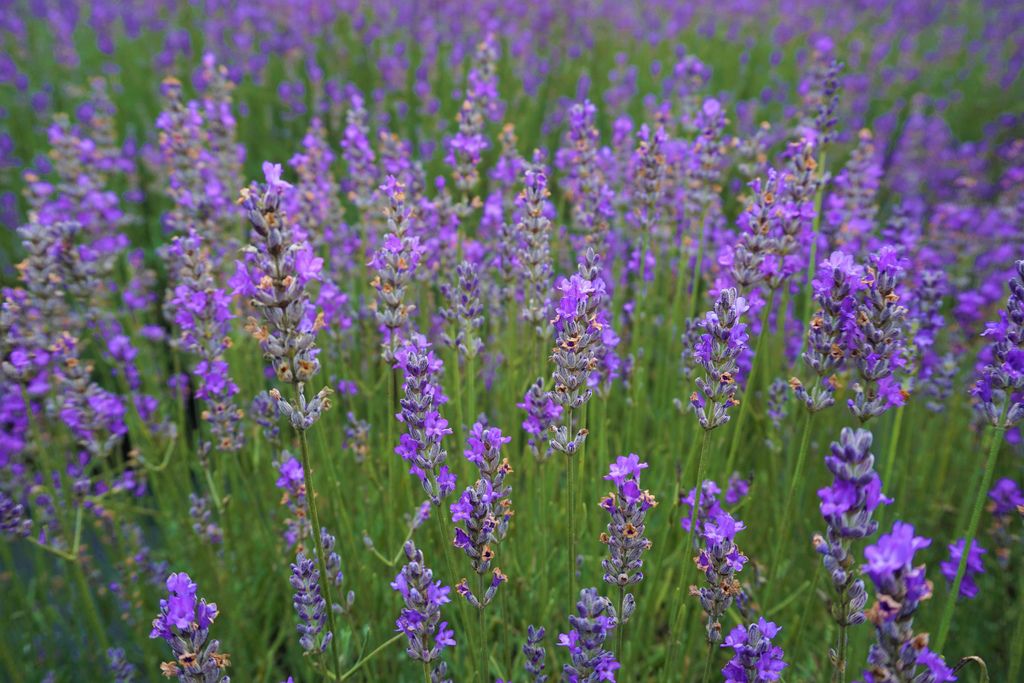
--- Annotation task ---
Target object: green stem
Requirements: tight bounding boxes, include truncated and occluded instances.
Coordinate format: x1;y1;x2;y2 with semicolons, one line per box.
723;289;776;476
934;402;1009;652
466;354;478;427
0;622;23;683
770;410;815;591
878;406;904;529
687;210;709;320
477;574;487;683
700;640;716;683
1009;562;1024;681
616;585;625;664
833;615;848;683
567;447;577;612
387;369;397;548
337;633;403;681
72;558;111;652
792;566;822;657
435;508;473;678
799;151;828;357
294;385;342;681
667;429;712;674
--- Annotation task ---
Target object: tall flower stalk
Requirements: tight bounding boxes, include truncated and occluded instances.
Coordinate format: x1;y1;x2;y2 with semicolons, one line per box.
936;260;1024;651
548;265;605;610
600;454;656;659
670;287;748;672
233;162;337;675
811;428;891;682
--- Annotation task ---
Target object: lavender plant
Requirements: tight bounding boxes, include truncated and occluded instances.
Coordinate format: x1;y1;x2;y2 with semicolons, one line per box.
2;6;1023;682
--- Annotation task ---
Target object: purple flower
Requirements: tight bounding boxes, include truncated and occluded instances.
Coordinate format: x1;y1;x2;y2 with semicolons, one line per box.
518;378;563;459
695;510;749;644
690;288;748;430
149;572;229;680
394;333;455;503
940;539;986;599
721;618;787;682
856;521;953;683
972;260;1024;427
392;541;455;668
557;588;619;683
600;454;656;597
451;420;513;608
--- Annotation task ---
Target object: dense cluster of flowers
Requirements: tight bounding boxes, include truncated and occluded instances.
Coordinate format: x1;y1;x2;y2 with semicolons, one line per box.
690;288;749;430
692;510;748;644
557;588;620;682
814;428;891;626
394;334;456;503
452;421;513;609
600;454;656;606
972;261;1024;427
149;573;230;682
859;522;955;683
392;541;456;674
369;177;425;361
167;230;244;455
234;162;332;429
720;618;787;683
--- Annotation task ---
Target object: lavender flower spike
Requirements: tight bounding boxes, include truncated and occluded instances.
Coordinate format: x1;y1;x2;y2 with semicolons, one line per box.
523;624;549;683
721;618;787;683
149;572;230;682
690;288;749;430
515;164;554;336
692;510;748;644
369;176;425;362
452;421;513;609
858;522;955;683
814;428;891;630
394;333;456;504
557;588;619;682
600;454;656;617
392;541;456;671
972;260;1024;427
233;161;332;429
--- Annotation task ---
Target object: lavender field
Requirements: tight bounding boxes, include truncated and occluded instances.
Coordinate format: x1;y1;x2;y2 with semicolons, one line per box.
2;1;1024;681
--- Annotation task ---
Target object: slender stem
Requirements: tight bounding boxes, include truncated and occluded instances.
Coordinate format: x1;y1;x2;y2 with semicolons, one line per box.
723;288;775;476
423;662;432;683
687;210;709;320
667;429;712;674
792;566;822;657
477;574;487;683
770;410;815;591
835;620;849;683
567;447;577;612
466;354;478;427
387;368;397;548
800;151;828;358
935;402;1008;652
1009;559;1024;682
435;508;473;678
700;640;716;683
616;585;626;666
72;557;111;652
0;622;23;683
500;585;512;675
294;385;342;681
877;406;904;529
337;633;403;681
